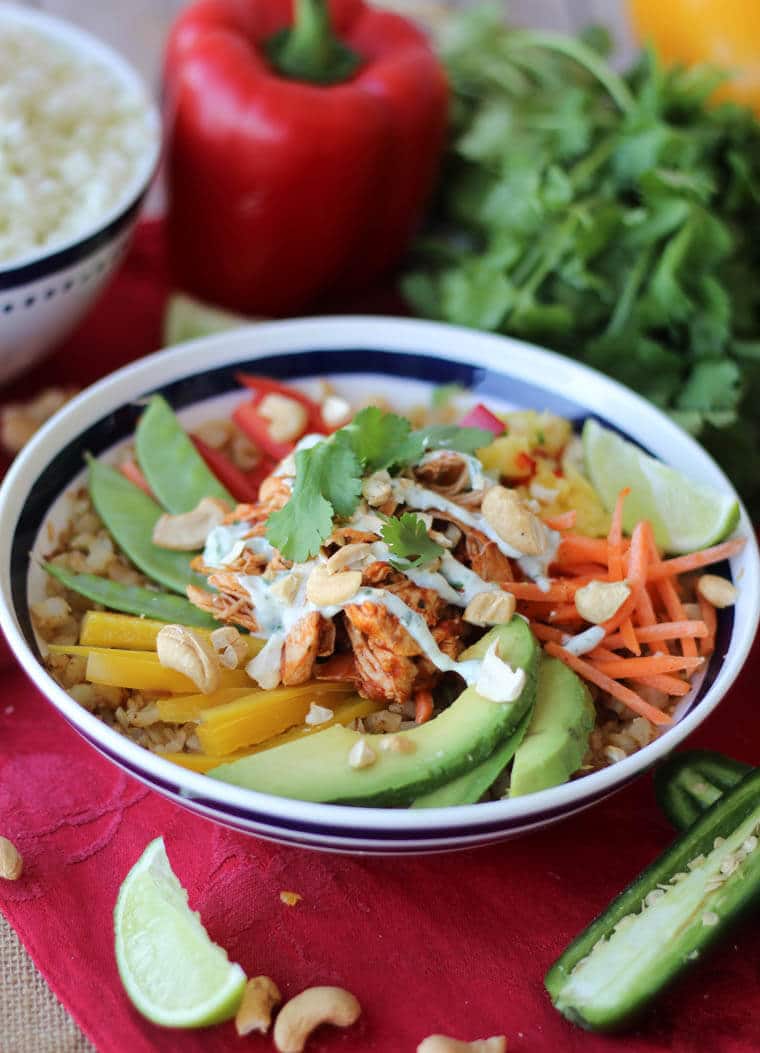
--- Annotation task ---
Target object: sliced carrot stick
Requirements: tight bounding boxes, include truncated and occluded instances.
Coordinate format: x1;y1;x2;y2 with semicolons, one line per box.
564;562;609;577
546;604;584;624
502;580;584;603
544;642;671;725
529;622;566;643
556;536;614;566
698;596;717;658
591;654;704;678
646;538;745;582
619;619;640;654
647;535;697;659
543;510;577;531
607;487;630;581
630;674;691;697
604;621;709;648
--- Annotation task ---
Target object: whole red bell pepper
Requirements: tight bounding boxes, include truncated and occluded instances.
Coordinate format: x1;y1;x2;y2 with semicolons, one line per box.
163;0;448;315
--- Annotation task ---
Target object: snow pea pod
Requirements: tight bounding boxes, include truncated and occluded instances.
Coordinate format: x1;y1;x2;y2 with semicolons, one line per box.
87;458;209;595
135;395;233;513
43;564;217;628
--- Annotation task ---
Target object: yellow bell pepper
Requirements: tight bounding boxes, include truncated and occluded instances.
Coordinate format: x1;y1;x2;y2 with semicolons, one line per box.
629;0;760;114
160;695;383;772
78;611;263;659
196;681;358;756
48;644;252;694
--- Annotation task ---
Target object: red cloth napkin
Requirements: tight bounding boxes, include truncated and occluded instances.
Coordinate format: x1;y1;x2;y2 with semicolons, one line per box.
1;222;759;1053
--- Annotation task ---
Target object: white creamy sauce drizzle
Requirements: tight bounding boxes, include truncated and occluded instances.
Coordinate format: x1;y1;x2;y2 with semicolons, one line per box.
210;443;560;692
389;477;560;584
203;524;275;569
562;625;605;657
418;449;494;492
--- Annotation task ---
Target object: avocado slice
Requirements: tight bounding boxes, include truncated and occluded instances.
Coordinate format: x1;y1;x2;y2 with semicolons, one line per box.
208;619;539;807
509;656;595;797
410;708;532;808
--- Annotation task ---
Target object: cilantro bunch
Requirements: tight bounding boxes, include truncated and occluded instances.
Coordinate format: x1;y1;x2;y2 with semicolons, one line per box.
403;11;760;515
266;407;491;562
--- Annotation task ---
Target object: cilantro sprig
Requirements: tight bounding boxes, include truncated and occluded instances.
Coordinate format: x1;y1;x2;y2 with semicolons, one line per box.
381;513;444;570
402;9;760;517
265;407;492;561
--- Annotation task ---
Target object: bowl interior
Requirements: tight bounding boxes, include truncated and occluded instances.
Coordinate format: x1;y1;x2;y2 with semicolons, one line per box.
1;317;758;844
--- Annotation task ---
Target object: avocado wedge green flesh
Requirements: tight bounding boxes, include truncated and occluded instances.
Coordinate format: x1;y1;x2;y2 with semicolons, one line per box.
410;708;532;808
209;619;539;807
509;656;595;797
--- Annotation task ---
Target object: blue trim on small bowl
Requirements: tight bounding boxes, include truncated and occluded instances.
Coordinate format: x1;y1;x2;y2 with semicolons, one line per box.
0;190;145;292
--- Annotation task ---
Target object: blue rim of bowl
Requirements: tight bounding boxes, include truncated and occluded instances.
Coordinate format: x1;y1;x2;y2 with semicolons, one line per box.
0;189;150;292
9;345;735;842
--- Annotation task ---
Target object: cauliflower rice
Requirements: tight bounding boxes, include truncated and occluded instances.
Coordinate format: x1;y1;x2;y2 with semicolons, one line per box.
0;14;155;265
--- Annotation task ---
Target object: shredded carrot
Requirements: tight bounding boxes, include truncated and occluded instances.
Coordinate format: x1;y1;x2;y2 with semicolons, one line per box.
645;538;745;582
543;510;577;531
607;488;630;580
544;642;671;725
604;621;709;648
631;674;691;697
591;654;704;678
529;622;566;643
698;596;718;658
646;534;697;658
565;562;609;577
414;691;434;725
502;580;584;603
546;604;584;624
556;536;619;567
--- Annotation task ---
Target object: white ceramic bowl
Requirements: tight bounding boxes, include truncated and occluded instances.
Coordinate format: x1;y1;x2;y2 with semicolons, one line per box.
0;317;757;854
0;4;161;384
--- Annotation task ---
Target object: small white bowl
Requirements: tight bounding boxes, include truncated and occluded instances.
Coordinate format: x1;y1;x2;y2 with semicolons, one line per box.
0;4;161;384
0;317;757;854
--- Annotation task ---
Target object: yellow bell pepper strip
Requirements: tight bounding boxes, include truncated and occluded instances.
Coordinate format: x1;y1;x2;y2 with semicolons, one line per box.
157;688;256;724
160;695;382;772
47;644;252;694
196;681;356;756
78;611;263;660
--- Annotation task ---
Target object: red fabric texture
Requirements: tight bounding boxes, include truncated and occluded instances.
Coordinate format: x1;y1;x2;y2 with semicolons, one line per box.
1;222;759;1053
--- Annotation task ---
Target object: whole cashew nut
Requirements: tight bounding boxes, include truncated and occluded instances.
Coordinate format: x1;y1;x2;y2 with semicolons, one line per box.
152;497;231;551
156;624;221;694
235;975;281;1036
273;986;361;1053
417;1036;507;1053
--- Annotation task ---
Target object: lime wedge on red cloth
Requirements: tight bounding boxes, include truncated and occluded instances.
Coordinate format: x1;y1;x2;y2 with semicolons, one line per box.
163;294;249;347
114;837;246;1028
583;418;740;554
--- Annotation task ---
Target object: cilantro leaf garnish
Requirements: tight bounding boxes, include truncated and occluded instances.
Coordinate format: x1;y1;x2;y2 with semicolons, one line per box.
381;513;444;570
265;409;495;561
335;406;414;472
265;444;361;561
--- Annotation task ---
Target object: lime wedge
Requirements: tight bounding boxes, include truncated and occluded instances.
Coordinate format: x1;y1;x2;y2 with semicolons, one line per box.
163;293;250;347
114;837;246;1028
582;418;739;554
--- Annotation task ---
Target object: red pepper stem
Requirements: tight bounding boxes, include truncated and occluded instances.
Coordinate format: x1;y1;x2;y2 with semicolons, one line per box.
266;0;361;85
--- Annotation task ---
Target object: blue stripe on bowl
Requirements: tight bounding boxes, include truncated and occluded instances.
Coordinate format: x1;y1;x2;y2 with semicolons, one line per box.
12;346;734;842
0;194;144;291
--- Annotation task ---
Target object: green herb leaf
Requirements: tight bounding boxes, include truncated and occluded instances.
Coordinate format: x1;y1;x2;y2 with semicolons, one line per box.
266;444;362;561
381;513;444;570
431;383;465;409
335;406;414;472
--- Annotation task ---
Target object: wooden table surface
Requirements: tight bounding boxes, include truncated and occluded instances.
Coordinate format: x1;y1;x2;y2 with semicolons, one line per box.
5;3;635;1050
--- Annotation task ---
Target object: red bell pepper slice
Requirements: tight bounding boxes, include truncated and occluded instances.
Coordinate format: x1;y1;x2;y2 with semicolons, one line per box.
232;401;296;463
191;437;272;504
459;402;506;436
119;459;155;499
236;373;327;433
